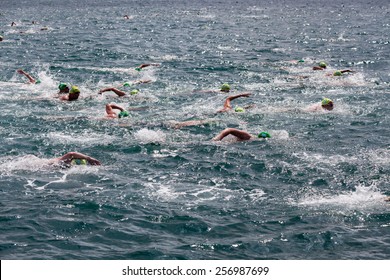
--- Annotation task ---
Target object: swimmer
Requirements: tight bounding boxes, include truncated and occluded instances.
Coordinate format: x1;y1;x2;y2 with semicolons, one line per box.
124;15;130;19
11;22;16;26
169;119;218;129
217;93;251;113
105;103;130;119
134;63;160;71
212;128;271;141
17;69;40;84
0;35;3;42
198;83;233;94
385;197;390;202
50;152;101;167
57;83;70;94
98;80;150;97
326;69;355;77
59;85;80;101
306;98;334;112
313;61;327;71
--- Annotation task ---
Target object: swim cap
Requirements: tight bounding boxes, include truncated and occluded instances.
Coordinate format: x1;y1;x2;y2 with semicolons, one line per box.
123;82;132;87
318;61;327;68
58;83;67;90
298;59;305;63
235;106;245;112
0;36;3;41
333;71;342;76
321;98;333;106
35;79;41;84
69;86;80;94
71;159;87;165
258;131;271;138
130;89;139;95
118;111;129;118
220;83;230;92
135;67;141;71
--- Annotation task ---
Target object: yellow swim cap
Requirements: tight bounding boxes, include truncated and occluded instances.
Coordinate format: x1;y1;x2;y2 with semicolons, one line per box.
69;86;80;94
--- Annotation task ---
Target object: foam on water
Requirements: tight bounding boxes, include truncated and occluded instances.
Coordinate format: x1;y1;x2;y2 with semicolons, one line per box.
134;128;166;144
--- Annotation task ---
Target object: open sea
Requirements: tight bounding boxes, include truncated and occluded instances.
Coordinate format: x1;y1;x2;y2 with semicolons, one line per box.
0;0;389;260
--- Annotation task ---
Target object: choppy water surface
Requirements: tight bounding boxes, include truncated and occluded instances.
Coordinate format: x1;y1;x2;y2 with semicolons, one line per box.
0;0;389;259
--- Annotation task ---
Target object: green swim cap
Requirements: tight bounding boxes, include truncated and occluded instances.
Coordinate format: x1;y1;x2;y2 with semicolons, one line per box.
220;83;231;92
35;79;41;84
58;83;67;90
298;59;305;63
333;71;342;76
130;89;139;95
118;111;129;118
321;98;333;106
258;131;271;138
235;106;245;112
318;61;327;68
135;67;141;72
71;159;87;165
123;82;132;87
69;86;80;94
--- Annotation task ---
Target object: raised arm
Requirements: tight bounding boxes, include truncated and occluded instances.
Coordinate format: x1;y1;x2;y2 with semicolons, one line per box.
17;69;36;84
212;128;252;141
218;93;251;112
99;87;127;97
57;152;101;166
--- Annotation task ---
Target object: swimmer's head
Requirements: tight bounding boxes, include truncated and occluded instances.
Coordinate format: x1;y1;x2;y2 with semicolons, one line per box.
258;131;271;139
321;98;334;110
118;111;129;118
220;83;231;92
69;86;80;94
71;159;87;165
333;71;342;76
298;59;305;63
135;67;142;72
318;61;327;68
58;83;68;91
35;79;41;84
0;36;3;41
123;82;132;87
235;106;245;112
130;89;139;95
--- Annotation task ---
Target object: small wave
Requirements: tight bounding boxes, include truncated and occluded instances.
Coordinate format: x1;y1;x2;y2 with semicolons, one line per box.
296;184;388;211
134;128;166;143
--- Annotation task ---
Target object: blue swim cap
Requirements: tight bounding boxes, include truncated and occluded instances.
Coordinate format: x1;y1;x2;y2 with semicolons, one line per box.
258;131;271;138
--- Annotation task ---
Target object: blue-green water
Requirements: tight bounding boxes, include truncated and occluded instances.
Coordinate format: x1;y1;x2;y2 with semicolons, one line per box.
1;0;389;260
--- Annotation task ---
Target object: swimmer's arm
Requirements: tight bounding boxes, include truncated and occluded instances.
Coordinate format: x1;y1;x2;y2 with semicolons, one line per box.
340;69;355;73
109;104;125;112
218;93;251;112
212;128;252;141
132;79;152;84
312;66;324;71
17;69;36;84
99;87;127;97
57;152;101;165
138;63;160;69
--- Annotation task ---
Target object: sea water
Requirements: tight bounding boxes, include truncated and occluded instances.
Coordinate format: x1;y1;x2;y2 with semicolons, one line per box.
0;0;389;259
